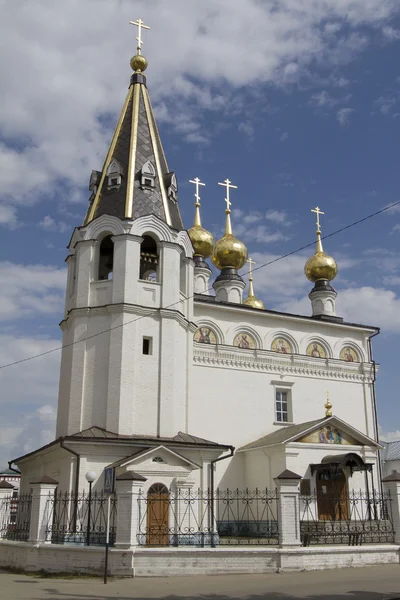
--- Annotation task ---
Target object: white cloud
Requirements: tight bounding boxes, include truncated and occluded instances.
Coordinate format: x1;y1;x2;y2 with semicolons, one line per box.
280;131;289;142
0;0;398;210
38;215;69;233
0;335;60;467
382;26;400;41
0;262;66;321
265;209;290;225
238;121;254;139
337;107;355;126
0;204;19;228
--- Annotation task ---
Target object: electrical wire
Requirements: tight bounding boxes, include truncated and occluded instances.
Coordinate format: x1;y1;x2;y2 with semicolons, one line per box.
1;199;399;371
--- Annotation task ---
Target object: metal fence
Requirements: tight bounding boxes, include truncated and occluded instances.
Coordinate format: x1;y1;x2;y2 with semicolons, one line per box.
45;491;117;546
0;492;32;541
138;487;279;546
300;489;395;546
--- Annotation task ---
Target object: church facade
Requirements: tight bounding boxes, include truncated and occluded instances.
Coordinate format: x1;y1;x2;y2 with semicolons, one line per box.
12;32;382;527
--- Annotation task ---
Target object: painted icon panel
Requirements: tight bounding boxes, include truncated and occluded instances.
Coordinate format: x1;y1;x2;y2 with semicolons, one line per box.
194;327;217;344
299;426;357;446
340;347;359;362
306;342;327;359
271;338;292;354
234;332;256;350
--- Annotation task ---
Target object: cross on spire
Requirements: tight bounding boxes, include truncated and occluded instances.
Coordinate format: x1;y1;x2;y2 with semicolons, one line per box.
129;17;150;53
247;257;256;279
311;206;325;233
218;178;237;212
189;177;206;204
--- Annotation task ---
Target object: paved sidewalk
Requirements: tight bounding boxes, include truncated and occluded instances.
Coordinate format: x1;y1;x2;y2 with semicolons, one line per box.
0;564;399;600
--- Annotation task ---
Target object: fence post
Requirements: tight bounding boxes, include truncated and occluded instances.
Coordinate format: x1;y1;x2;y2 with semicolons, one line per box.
28;476;58;544
382;471;400;544
115;472;146;548
274;469;302;547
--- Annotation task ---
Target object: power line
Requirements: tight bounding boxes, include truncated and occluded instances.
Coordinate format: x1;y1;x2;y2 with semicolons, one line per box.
1;199;399;371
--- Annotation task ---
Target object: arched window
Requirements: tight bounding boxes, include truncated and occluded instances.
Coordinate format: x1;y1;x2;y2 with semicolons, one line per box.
98;235;114;280
140;235;159;281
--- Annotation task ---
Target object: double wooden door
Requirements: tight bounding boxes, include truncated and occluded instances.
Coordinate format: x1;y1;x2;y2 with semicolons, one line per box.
317;470;348;521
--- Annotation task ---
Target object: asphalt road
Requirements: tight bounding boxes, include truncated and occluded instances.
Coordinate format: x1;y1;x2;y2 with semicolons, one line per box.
0;564;399;600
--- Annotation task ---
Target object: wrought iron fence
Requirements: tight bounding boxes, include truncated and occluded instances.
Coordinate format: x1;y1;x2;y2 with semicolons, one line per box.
45;491;117;546
0;492;32;541
137;487;279;546
300;489;395;546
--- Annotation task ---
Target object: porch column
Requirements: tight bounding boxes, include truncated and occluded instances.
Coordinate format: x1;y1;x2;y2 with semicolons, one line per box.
274;469;302;547
28;477;58;544
115;472;146;548
382;471;400;544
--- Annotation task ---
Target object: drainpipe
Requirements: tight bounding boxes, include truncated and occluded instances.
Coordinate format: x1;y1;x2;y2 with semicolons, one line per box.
367;329;382;494
60;440;80;529
210;446;235;546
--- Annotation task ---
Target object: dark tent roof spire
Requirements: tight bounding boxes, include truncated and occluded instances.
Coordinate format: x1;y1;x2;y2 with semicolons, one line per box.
84;18;183;230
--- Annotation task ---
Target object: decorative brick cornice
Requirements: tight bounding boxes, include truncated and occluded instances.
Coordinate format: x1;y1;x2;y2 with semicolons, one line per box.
193;346;375;383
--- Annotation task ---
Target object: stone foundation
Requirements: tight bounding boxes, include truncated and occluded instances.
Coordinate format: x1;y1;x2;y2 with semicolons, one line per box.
1;541;398;577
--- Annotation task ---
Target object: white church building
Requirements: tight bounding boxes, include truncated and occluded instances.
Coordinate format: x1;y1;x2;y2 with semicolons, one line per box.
9;25;387;547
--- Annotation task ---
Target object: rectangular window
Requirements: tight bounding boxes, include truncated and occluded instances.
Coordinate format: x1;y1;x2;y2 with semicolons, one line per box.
275;390;288;422
300;478;311;496
142;337;152;355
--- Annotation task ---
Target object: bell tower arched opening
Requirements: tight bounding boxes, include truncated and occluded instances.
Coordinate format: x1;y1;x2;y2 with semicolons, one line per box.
140;235;159;281
98;235;114;280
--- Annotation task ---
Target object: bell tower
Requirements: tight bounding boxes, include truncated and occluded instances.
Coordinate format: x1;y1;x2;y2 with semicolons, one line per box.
56;19;195;440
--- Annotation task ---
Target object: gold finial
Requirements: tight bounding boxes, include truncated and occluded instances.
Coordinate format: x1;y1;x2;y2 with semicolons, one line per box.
187;177;214;259
218;178;237;235
243;257;265;309
129;17;150;72
304;206;338;282
325;392;333;417
189;177;206;227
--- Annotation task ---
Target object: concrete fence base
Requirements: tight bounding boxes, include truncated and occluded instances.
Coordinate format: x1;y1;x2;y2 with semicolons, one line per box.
0;541;399;577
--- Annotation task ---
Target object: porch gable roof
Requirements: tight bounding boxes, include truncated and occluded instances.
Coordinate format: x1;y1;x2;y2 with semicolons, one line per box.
237;416;382;452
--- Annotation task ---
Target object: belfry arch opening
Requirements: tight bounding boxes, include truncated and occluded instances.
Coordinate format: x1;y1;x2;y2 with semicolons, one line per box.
140;235;159;281
98;235;114;280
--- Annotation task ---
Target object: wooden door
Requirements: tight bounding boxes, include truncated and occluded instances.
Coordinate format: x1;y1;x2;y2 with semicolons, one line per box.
317;470;348;521
146;484;169;546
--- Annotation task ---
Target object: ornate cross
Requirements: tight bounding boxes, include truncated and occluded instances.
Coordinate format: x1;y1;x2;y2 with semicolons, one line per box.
218;178;237;211
129;18;150;52
189;177;205;204
247;257;256;277
311;206;324;232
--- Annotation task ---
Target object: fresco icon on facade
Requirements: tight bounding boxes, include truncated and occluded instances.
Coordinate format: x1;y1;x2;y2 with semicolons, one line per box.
306;342;326;359
340;347;359;362
299;426;357;445
234;332;256;350
194;327;217;344
271;338;291;354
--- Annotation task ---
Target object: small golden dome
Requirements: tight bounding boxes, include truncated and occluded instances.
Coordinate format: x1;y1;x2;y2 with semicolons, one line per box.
130;54;148;73
243;295;265;309
188;225;214;258
305;233;338;282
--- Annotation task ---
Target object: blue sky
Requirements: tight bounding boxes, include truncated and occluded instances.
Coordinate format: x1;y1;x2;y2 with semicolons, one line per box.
1;0;400;466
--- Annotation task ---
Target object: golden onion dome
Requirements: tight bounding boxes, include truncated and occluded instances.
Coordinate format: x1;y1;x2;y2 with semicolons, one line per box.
187;197;214;258
212;209;247;270
243;258;265;309
305;231;338;282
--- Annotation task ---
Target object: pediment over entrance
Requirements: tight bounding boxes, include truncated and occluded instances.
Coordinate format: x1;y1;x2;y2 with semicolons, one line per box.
238;416;381;452
110;445;201;478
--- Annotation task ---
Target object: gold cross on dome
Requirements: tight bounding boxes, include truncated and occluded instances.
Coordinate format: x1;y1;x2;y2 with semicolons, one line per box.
129;17;150;52
247;257;256;276
189;177;206;204
218;178;237;211
311;206;325;232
